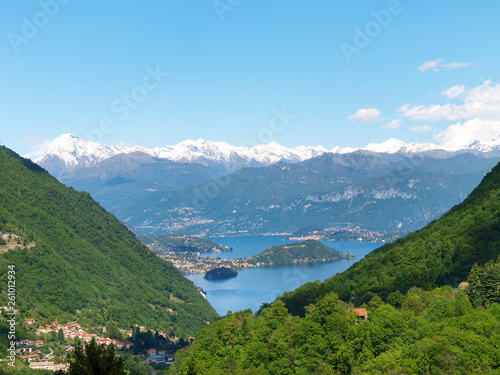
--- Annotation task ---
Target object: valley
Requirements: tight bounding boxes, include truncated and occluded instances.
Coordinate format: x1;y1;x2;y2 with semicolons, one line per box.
2;136;500;374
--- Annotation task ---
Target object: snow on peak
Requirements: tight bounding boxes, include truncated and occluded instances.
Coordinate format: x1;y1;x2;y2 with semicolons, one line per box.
35;134;145;171
363;138;443;154
465;135;500;152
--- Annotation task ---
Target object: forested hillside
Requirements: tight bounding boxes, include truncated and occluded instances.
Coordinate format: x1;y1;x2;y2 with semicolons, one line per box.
0;146;218;343
170;288;500;374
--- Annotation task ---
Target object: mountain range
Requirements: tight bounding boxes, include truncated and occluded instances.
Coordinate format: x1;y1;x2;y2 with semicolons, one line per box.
36;133;500;178
116;151;498;234
36;134;330;178
34;134;500;235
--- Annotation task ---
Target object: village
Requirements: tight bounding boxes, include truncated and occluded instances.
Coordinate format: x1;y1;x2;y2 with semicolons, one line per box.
1;308;182;372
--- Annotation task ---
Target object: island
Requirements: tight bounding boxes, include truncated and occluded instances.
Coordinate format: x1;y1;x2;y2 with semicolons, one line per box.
247;240;354;266
204;267;238;280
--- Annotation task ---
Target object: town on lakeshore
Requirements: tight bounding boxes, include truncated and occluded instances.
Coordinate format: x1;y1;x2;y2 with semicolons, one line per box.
146;238;356;275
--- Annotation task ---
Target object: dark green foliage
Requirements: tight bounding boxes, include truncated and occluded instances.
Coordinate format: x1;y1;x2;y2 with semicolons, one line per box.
124;358;154;375
68;338;125;375
57;328;65;343
280;162;500;315
0;146;217;335
467;256;500;307
387;290;405;309
204;267;237;280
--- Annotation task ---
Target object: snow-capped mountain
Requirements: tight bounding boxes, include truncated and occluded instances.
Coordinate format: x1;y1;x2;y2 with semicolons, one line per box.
466;135;500;153
35;134;331;177
35;134;147;177
35;134;500;178
32;133;500;235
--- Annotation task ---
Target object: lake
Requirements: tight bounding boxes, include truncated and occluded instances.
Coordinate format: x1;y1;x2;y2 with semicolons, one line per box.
186;236;381;316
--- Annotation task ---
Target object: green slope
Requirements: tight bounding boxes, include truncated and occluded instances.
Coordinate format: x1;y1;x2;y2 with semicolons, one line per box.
0;146;217;336
279;160;500;316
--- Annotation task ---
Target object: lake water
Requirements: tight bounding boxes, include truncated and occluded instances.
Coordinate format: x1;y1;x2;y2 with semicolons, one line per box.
186;236;381;316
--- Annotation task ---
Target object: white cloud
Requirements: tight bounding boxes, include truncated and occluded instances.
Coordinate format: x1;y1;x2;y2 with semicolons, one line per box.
441;84;465;99
348;108;384;123
398;103;460;121
417;59;472;72
436;119;500;149
396;103;411;112
399;81;500;121
381;119;402;130
18;136;51;159
441;62;472;69
417;58;443;72
410;125;433;132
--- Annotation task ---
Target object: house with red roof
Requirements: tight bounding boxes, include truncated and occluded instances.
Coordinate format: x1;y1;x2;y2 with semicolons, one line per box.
348;308;368;321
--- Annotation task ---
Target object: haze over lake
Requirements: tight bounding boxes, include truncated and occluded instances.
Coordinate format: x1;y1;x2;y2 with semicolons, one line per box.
186;236;381;315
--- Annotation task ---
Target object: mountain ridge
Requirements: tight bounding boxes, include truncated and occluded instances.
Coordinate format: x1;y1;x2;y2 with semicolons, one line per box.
0;146;218;336
115;151;498;234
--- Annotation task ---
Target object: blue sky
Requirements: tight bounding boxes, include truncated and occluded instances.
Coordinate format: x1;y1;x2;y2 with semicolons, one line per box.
2;1;500;157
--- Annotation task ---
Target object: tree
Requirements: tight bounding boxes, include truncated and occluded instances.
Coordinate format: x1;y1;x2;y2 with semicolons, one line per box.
387;290;405;309
58;328;65;343
68;338;126;375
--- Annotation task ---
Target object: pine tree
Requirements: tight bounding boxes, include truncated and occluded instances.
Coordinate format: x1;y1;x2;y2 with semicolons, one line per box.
68;338;126;375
